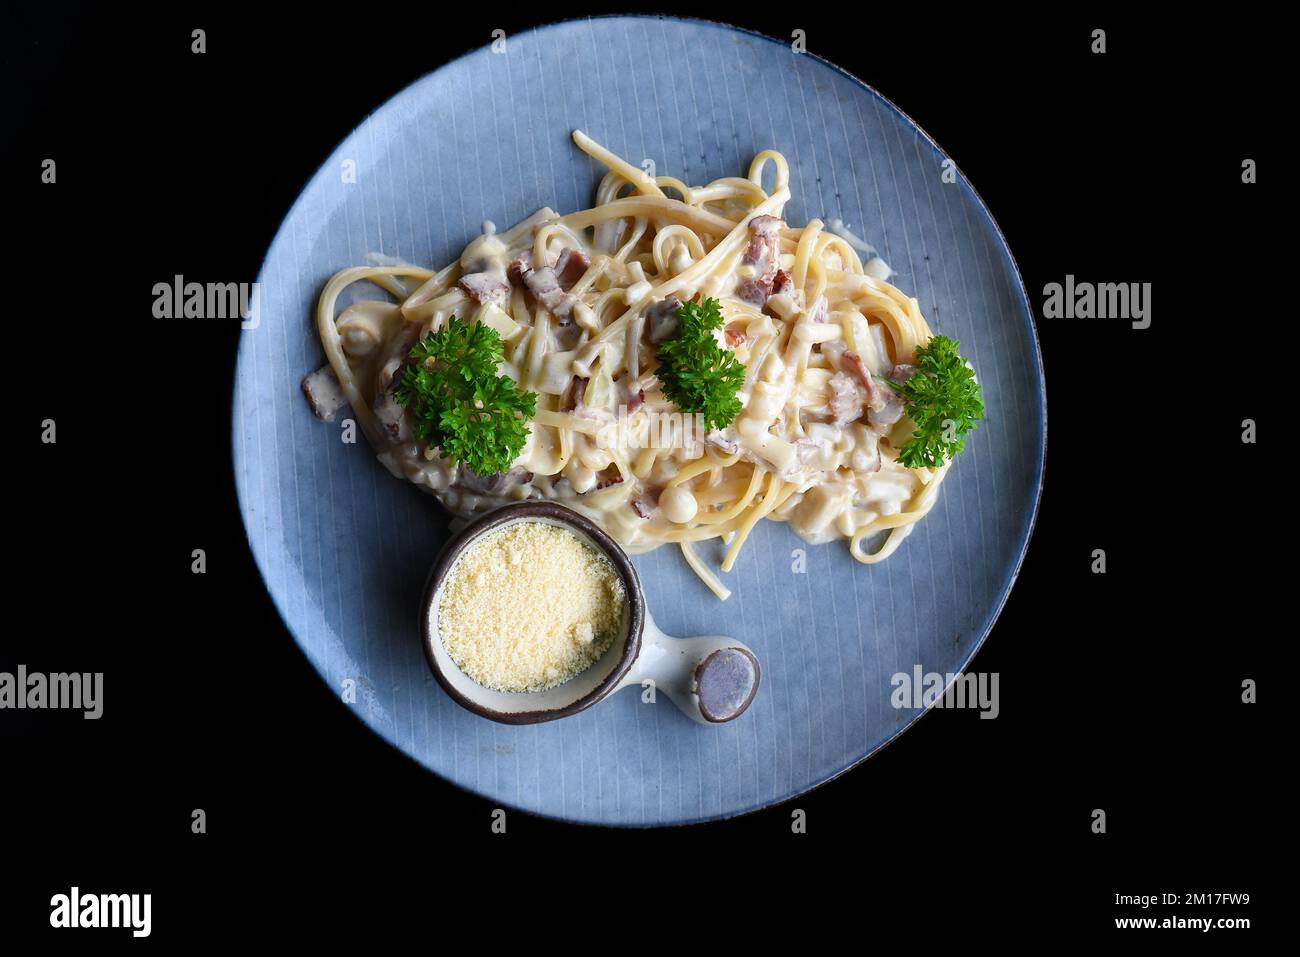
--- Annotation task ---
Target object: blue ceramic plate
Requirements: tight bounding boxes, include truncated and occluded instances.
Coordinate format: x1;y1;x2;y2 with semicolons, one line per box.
233;16;1045;825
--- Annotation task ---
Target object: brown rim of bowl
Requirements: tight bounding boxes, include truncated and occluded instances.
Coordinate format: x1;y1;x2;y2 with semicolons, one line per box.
420;501;646;725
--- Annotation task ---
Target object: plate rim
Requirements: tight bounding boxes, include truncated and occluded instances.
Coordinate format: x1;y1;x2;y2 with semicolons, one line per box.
232;13;1047;827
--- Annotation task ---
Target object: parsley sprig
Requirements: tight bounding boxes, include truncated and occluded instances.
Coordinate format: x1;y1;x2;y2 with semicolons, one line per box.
891;335;984;469
655;297;746;430
394;316;537;476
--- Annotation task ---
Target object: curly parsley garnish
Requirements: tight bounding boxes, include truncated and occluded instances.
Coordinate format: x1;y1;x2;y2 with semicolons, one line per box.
894;335;982;470
655;297;746;430
891;334;984;469
394;316;536;476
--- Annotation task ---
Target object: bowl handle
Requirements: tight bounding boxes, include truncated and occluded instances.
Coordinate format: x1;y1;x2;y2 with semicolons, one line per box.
613;611;760;723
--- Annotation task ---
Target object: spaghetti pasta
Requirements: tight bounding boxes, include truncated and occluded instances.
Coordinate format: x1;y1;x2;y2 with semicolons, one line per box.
306;132;957;600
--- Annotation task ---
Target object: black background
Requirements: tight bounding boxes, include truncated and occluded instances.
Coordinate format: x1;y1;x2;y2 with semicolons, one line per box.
4;3;1279;938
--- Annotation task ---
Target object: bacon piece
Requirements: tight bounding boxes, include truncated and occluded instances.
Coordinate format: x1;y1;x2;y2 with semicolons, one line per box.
724;321;747;348
560;375;587;413
644;297;682;343
553;248;590;289
867;385;905;427
370;351;415;443
507;251;533;287
734;278;770;307
828;371;864;426
869;405;904;428
842;352;905;427
889;363;918;383
593;465;625;491
793;434;837;472
760;269;796;318
457;271;510;305
735;215;785;306
842;352;868;386
301;365;346;421
373;392;408;443
508;248;587;317
515;260;572;319
630;486;661;519
528;268;574;317
743;216;783;283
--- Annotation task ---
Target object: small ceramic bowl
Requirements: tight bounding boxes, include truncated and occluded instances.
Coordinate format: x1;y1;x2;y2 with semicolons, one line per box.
420;501;760;725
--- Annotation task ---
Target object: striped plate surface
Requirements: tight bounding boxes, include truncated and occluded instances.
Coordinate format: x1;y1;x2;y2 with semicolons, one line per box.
233;16;1045;825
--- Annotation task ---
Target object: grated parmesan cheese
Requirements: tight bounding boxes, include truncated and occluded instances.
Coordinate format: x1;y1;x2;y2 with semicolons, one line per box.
438;521;627;692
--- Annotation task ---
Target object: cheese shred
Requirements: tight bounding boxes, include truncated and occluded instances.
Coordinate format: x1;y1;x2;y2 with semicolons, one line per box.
438;521;626;692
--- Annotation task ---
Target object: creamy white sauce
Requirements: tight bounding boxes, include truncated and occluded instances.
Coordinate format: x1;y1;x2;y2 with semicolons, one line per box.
826;217;894;280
